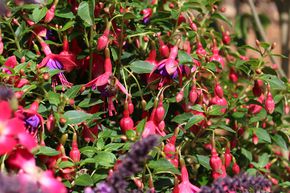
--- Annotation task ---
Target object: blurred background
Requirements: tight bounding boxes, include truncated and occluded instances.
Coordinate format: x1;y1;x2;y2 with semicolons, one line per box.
220;0;290;78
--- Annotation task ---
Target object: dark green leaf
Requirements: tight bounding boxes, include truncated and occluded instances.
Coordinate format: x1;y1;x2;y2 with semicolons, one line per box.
208;105;227;116
260;74;286;90
58;161;75;169
47;91;61;106
65;85;82;99
249;109;267;124
78;98;103;108
258;153;269;168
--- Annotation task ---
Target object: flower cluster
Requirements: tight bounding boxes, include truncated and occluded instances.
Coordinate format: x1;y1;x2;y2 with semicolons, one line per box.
199;173;272;193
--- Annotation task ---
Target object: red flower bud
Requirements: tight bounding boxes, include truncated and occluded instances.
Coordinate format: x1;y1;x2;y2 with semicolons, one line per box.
284;103;289;114
69;132;81;162
253;80;263;97
97;23;111;51
189;86;198;104
265;91;275;114
155;100;165;123
222;31;231;45
232;162;240;174
46;114;55;132
120;107;134;134
214;83;224;98
224;145;232;168
252;133;258;145
210;148;222;172
176;89;184;103
44;0;59;23
229;68;238;83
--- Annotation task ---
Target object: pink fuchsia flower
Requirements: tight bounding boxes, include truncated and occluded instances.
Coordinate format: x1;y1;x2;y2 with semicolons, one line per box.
173;160;200;193
0;101;34;155
37;36;77;89
141;8;152;24
39;170;67;193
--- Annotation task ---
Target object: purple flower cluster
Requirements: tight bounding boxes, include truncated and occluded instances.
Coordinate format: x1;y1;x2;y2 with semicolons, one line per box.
0;172;42;193
199;173;272;193
88;135;159;193
0;85;14;101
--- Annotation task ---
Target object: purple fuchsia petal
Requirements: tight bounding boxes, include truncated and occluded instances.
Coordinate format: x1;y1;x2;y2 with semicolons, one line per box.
25;115;40;129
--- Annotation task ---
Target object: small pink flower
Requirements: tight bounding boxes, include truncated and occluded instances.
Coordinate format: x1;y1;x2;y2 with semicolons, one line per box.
39;170;67;193
173;163;200;193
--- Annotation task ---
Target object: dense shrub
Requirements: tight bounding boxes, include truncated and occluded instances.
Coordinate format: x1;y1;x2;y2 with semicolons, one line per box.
0;0;289;192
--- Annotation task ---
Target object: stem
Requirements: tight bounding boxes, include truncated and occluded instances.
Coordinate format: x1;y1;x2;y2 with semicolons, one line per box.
123;67;143;100
248;0;286;77
7;22;21;52
89;26;94;81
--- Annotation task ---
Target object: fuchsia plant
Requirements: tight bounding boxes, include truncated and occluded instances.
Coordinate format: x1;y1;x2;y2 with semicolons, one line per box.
0;0;289;192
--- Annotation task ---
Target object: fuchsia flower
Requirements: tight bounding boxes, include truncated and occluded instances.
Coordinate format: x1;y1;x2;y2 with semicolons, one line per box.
141;8;152;24
0;101;36;155
37;36;77;89
85;48;128;116
209;40;225;70
173;160;200;193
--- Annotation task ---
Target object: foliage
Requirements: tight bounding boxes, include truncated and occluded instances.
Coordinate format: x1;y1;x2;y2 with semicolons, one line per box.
0;0;289;192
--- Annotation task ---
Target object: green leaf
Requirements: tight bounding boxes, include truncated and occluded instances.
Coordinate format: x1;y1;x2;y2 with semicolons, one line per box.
58;161;75;169
256;128;271;143
104;143;124;151
208;105;227;116
129;61;154;74
63;110;92;124
178;51;192;65
55;10;75;19
80;146;97;158
47;91;61;106
123;12;136;20
94;152;116;167
136;118;147;134
272;134;287;150
217;124;236;133
36;146;60;156
31;7;47;23
65;85;82;99
78;98;103;108
258;153;269;168
61;21;75;31
77;2;93;26
260;74;286;90
211;13;232;26
249;109;267;124
196;155;210;169
185;115;204;130
171;113;193;124
241;148;252;161
74;174;94;186
148;158;180;174
246;168;257;176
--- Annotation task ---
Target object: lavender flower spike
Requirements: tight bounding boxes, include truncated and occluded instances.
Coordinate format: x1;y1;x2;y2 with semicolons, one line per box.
94;135;159;193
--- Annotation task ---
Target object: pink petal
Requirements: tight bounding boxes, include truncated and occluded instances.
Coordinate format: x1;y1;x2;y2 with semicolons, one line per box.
38;56;51;68
17;132;37;150
142;121;156;138
4;56;17;68
85;73;110;88
0;135;17;155
6;148;36;171
116;79;129;96
0;101;12;120
52;54;77;72
39;171;67;193
165;60;178;75
5;118;26;135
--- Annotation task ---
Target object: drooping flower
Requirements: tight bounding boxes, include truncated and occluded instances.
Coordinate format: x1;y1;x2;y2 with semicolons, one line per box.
37;36;77;89
173;159;200;193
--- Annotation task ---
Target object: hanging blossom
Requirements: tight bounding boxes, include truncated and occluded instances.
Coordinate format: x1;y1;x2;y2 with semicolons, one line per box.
37;36;77;89
85;48;128;116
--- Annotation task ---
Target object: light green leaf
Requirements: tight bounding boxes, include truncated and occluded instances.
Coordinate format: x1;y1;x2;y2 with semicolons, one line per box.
64;110;92;124
256;128;271;143
148;158;180;174
75;174;94;186
129;60;154;74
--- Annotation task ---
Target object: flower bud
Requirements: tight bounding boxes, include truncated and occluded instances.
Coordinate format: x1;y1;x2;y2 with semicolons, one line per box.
265;91;275;114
